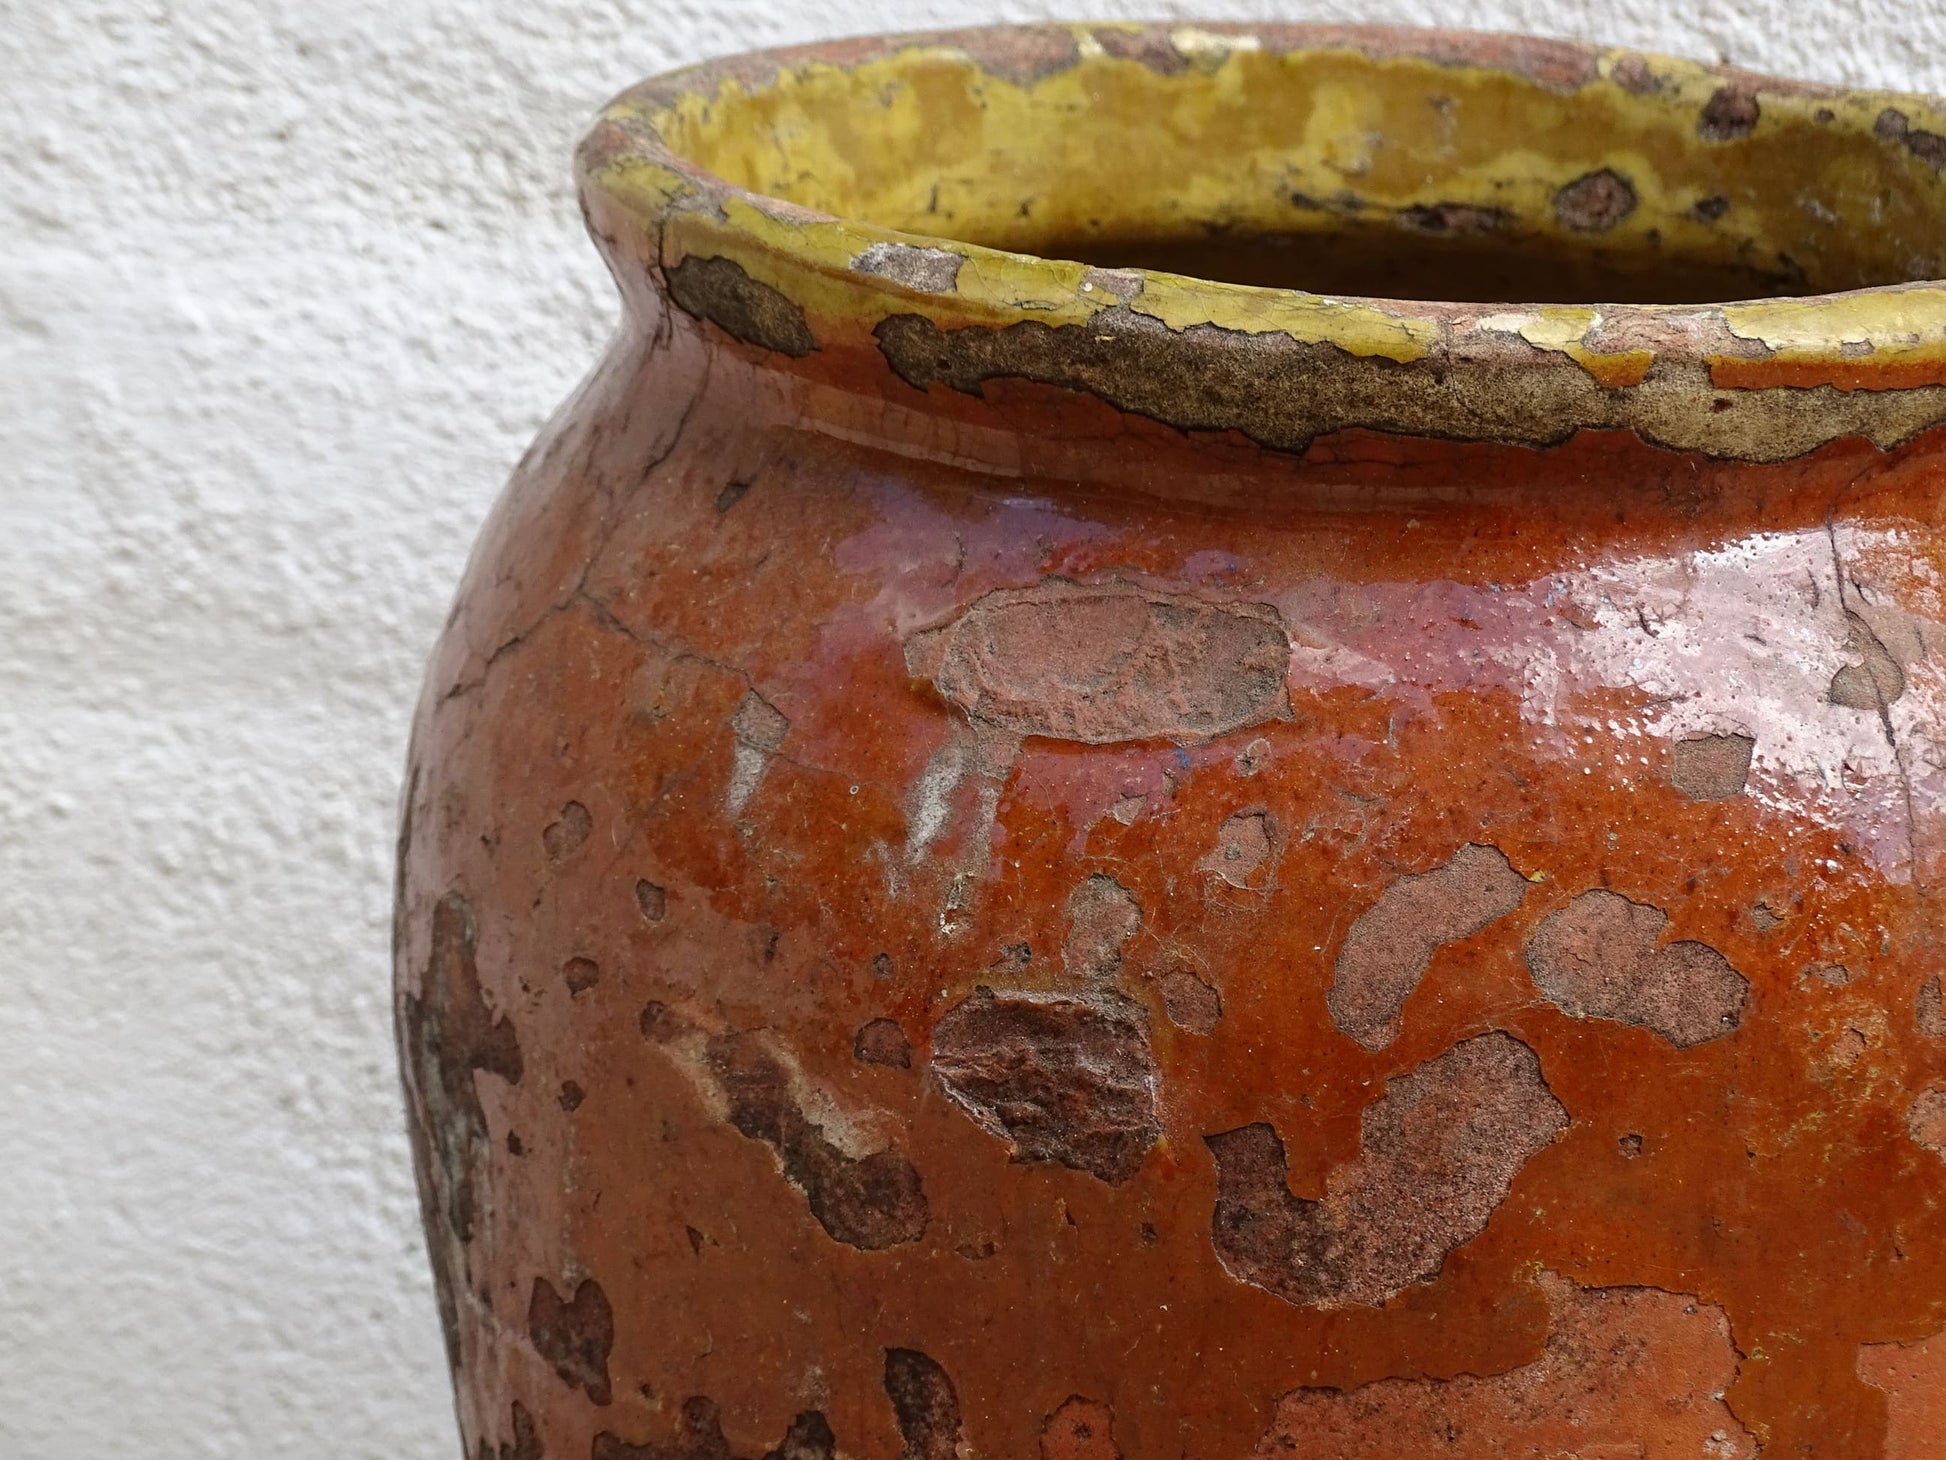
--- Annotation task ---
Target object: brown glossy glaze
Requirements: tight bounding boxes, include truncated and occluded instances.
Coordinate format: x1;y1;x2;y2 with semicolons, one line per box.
399;23;1946;1459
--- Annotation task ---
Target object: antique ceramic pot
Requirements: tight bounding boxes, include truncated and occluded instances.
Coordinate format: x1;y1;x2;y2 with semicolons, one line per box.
397;23;1946;1458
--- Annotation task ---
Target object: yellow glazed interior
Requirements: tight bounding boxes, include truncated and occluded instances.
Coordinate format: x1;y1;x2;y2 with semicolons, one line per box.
580;24;1946;459
647;29;1946;304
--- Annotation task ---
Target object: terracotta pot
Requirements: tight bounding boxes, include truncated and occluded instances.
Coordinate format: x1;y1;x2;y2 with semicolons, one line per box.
396;23;1946;1458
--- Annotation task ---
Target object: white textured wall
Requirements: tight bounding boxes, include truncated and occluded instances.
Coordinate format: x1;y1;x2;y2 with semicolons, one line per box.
2;1;1942;1455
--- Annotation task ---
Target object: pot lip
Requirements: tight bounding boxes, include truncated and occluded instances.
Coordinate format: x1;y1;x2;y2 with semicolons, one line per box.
577;21;1946;463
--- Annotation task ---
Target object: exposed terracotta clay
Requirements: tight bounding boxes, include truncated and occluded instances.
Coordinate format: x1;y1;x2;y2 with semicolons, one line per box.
1157;969;1222;1034
1919;975;1946;1036
1061;874;1142;980
1830;610;1908;711
1197;811;1272;888
1525;889;1750;1047
1040;1396;1121;1460
478;1401;543;1460
930;986;1161;1184
1554;167;1639;231
527;1277;614;1407
1328;843;1530;1050
905;583;1291;745
1907;1085;1946;1156
1670;731;1756;800
853;1017;913;1069
594;1397;837;1460
1205;1032;1567;1308
1255;1271;1756;1456
398;22;1946;1458
641;1003;929;1250
883;1348;963;1460
1859;1329;1946;1460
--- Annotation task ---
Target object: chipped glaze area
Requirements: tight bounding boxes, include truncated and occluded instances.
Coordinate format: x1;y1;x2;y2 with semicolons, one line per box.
399;22;1946;1460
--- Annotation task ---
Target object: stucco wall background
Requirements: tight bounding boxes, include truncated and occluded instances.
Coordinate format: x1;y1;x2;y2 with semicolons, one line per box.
4;1;1944;1455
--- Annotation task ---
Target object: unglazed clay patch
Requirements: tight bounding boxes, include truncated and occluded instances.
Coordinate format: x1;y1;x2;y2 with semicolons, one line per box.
1205;1032;1567;1308
1040;1396;1121;1460
1159;969;1223;1034
477;1402;543;1460
1062;873;1141;979
1198;811;1273;888
905;582;1291;744
884;1348;965;1460
1670;731;1757;800
640;1004;928;1249
1858;1327;1946;1460
1254;1271;1756;1456
666;254;818;357
527;1276;613;1406
930;986;1161;1183
1524;890;1749;1047
1907;1086;1946;1158
595;1399;836;1460
1328;844;1530;1050
853;241;966;293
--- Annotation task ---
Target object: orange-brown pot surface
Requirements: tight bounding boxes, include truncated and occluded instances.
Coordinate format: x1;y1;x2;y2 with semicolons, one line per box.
396;23;1946;1458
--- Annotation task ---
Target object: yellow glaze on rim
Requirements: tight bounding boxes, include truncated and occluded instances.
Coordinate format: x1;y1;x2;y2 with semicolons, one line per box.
578;22;1946;460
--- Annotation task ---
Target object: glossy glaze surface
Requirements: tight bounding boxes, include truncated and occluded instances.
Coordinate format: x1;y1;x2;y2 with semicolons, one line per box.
399;23;1946;1458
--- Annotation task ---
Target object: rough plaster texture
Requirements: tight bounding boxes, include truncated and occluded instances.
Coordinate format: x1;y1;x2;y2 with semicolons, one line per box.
2;1;1943;1455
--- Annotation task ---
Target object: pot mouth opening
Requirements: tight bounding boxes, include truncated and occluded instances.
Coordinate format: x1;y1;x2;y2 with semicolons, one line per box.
621;24;1946;308
1004;220;1869;309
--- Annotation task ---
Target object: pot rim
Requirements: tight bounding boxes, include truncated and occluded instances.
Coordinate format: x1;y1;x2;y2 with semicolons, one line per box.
577;21;1946;463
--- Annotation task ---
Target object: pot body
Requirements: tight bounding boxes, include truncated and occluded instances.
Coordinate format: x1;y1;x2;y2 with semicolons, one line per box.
397;25;1946;1460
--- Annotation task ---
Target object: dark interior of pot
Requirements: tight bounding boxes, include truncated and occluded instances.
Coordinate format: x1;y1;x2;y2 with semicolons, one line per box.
1022;221;1802;305
653;32;1946;304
